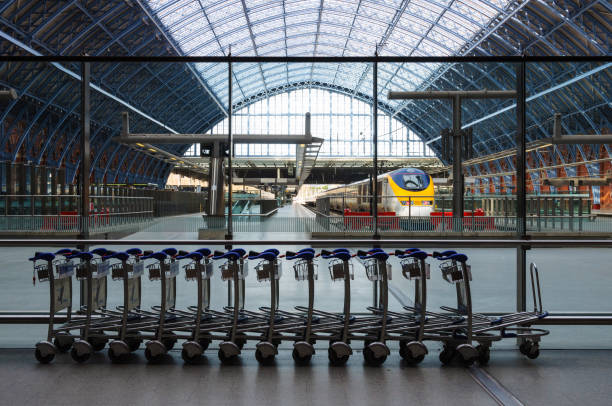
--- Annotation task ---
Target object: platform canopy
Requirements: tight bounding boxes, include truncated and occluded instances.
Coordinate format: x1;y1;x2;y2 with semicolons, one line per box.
0;0;609;186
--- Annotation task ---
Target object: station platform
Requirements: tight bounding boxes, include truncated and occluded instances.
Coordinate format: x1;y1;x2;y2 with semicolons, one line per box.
0;348;610;405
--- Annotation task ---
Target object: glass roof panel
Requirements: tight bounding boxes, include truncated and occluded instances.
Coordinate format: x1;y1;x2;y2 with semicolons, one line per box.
146;0;512;109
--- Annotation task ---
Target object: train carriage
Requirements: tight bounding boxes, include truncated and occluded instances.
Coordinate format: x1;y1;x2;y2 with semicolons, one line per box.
320;168;434;217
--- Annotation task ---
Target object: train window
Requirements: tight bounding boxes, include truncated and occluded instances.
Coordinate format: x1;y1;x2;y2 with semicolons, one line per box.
402;174;424;189
390;171;430;191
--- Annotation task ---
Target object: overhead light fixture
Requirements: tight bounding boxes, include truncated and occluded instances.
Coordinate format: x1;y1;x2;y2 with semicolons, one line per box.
136;143;145;147
148;148;157;152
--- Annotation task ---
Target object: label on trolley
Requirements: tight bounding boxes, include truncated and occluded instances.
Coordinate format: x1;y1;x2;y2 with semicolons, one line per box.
96;260;110;277
90;277;107;311
57;261;75;278
203;262;213;280
127;278;140;311
168;261;179;277
53;277;71;312
165;278;176;309
131;262;144;278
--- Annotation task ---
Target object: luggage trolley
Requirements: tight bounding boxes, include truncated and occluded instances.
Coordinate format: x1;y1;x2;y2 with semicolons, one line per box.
429;251;549;365
212;249;249;364
285;248;318;365
455;261;549;363
321;249;354;366
248;249;282;364
355;249;392;366
176;249;215;364
429;251;488;366
30;250;76;363
66;250;111;363
105;249;146;362
394;249;430;364
141;250;181;363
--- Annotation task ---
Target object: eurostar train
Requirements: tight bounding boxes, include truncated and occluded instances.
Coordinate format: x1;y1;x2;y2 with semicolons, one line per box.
319;168;434;217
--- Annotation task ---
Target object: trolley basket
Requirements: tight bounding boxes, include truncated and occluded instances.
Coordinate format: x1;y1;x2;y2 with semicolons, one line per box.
255;260;282;282
293;259;318;281
328;258;354;281
400;257;430;280
220;261;248;281
184;261;213;281
362;258;392;281
439;260;471;284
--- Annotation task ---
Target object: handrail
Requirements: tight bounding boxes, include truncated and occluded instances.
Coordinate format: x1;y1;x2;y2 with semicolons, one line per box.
0;194;154;199
233;208;278;217
2;238;612;247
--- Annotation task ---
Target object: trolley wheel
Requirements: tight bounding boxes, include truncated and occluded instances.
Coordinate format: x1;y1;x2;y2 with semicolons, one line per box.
328;347;349;366
181;348;201;364
235;335;247;350
399;346;425;365
476;345;490;365
198;338;211;352
520;341;540;359
34;348;54;364
144;347;164;364
70;347;91;363
255;348;275;365
527;346;540;359
87;335;108;352
53;333;74;353
126;338;142;352
108;347;127;364
460;353;475;367
363;346;387;367
162;334;177;351
218;349;238;364
292;348;312;365
439;347;455;365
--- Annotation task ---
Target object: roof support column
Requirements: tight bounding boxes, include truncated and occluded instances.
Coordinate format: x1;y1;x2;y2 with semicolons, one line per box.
79;62;91;241
373;56;379;239
452;95;463;228
207;141;225;217
226;54;233;243
516;61;527;238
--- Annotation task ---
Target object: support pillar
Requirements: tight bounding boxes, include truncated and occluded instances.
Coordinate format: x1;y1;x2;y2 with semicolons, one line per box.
206;141;225;216
452;95;464;229
516;61;527;238
79;62;91;241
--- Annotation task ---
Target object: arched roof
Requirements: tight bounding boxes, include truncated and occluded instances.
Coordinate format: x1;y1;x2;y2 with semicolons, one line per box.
0;0;610;185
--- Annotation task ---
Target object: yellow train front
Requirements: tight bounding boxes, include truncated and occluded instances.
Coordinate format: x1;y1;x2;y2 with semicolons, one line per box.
322;168;434;217
382;168;434;217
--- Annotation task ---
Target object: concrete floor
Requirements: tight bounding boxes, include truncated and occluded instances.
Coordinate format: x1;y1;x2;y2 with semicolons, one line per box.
1;348;611;405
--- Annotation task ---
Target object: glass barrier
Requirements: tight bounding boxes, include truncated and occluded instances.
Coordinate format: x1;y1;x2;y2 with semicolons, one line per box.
1;241;612;349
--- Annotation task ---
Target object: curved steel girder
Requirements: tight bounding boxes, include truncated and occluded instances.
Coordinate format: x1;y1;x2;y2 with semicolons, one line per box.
97;63;216;133
107;145;132;183
0;65;58;144
102;143;126;182
11;81;73;160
